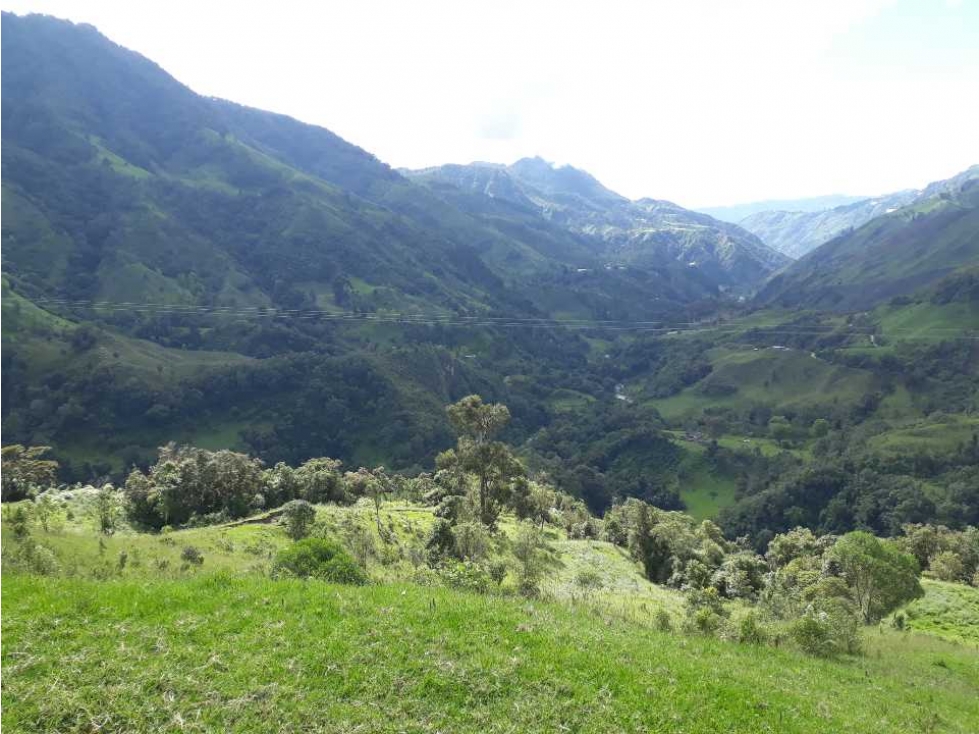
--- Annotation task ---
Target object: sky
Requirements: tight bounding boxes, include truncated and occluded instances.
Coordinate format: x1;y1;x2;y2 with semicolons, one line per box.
2;0;978;207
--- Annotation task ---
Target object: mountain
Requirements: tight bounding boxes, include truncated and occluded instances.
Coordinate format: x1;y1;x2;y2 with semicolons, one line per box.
1;12;733;325
739;190;919;258
755;166;979;311
2;12;739;480
697;194;868;223
406;158;789;290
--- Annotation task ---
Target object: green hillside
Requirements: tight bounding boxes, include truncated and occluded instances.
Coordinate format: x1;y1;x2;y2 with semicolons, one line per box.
6;573;978;734
4;492;978;734
756;168;979;311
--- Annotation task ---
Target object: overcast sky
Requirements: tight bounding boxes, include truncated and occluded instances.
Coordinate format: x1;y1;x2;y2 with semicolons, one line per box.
3;0;978;207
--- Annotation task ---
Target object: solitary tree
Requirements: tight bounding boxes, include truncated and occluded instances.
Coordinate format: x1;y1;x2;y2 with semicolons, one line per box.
829;531;923;623
445;395;524;526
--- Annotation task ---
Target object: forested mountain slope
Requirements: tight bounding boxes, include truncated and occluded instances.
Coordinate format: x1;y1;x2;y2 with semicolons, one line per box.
407;159;789;289
755;168;979;311
740;189;918;258
3;12;723;324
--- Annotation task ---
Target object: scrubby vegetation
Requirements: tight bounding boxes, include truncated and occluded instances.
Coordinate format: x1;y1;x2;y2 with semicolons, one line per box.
5;395;978;731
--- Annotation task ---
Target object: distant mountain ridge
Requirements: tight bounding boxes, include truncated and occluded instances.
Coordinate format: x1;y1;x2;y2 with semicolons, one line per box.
740;190;920;258
697;195;869;224
406;158;789;290
755;165;979;311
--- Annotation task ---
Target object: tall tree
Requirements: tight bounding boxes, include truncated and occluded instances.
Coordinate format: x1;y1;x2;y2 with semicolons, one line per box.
445;395;524;526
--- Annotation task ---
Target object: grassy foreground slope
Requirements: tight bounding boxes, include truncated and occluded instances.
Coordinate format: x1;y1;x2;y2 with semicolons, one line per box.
4;573;979;734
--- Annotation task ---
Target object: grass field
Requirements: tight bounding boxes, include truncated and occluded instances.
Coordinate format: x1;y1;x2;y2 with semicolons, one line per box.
896;580;979;644
868;416;979;456
646;348;878;420
4;573;979;733
4;499;979;732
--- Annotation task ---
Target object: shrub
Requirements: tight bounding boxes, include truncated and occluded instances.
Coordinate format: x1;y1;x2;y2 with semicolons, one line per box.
4;538;60;576
273;538;366;584
453;521;489;561
512;522;549;597
281;499;317;541
928;551;965;582
789;600;862;657
736;611;769;645
181;546;204;566
437;561;491;593
691;607;723;635
574;567;604;591
488;560;508;585
655;608;673;632
789;613;832;656
425;518;456;566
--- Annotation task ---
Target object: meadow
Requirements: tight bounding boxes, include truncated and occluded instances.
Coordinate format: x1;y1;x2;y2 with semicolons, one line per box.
4;498;979;733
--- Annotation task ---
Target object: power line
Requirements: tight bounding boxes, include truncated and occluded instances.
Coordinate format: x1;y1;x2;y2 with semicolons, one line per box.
4;296;978;339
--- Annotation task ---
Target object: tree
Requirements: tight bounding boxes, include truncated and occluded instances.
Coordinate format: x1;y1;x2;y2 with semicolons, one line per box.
94;486;123;535
445;396;524;526
281;499;317;541
768;415;793;444
811;418;830;438
295;458;345;503
829;531;923;623
123;445;264;528
1;445;59;501
512;521;549;596
345;467;390;538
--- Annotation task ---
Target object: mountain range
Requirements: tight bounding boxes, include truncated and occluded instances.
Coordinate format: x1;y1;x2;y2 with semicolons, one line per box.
1;11;788;334
739;189;920;259
1;11;977;498
406;160;789;290
756;166;979;310
697;195;870;223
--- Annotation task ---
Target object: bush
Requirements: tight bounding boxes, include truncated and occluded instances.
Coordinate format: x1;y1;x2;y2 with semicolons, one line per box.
789;600;862;657
655;608;673;632
437;561;492;593
273;538;367;584
181;546;204;566
4;538;60;575
488;560;508;585
281;499;317;541
425;518;456;566
574;567;604;591
453;521;489;561
928;551;965;582
735;611;769;645
789;613;832;656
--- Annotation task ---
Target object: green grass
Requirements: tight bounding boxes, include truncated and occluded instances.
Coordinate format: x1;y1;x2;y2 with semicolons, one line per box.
647;347;878;420
896;580;979;644
5;499;979;732
679;468;738;521
877;301;979;341
868;416;979;455
4;573;978;733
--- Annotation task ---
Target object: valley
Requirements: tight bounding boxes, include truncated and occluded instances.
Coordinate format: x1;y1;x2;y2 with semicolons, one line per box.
1;9;978;734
